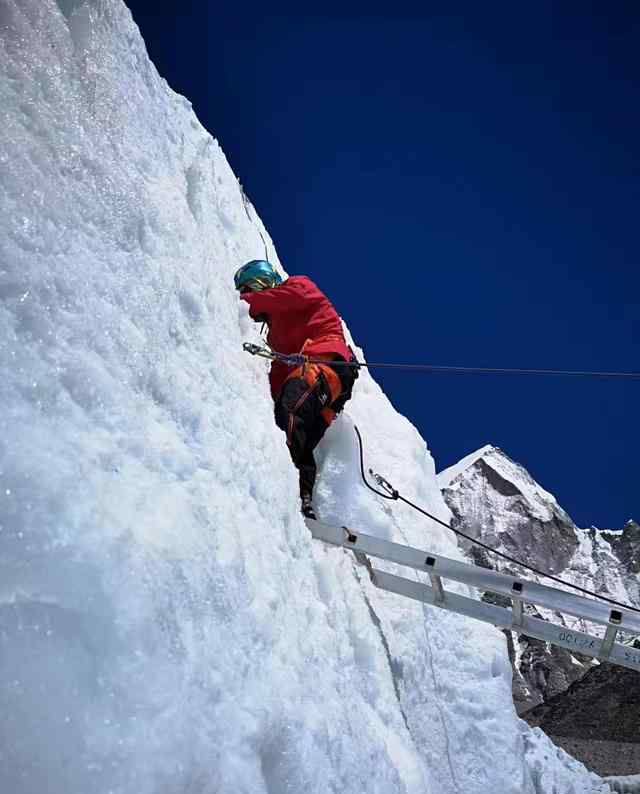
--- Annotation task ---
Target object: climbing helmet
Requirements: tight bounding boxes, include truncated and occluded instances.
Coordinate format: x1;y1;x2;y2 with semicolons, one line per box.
234;260;283;293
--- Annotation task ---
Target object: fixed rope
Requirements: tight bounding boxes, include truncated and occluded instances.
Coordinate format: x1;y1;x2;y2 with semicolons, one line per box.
353;425;640;616
239;186;270;261
243;343;640;380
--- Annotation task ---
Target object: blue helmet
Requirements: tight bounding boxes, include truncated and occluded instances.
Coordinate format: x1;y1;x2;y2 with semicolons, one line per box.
234;260;283;292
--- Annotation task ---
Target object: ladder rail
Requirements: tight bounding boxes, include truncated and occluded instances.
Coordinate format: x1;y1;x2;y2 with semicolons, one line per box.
308;520;640;634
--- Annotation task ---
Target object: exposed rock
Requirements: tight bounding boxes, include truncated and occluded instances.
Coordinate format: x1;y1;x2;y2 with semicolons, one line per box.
523;654;640;776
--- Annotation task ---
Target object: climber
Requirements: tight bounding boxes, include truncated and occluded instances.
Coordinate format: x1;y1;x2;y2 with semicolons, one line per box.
235;259;358;520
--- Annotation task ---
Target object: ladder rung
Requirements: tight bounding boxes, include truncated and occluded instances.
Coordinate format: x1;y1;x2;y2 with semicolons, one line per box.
599;611;622;660
429;573;445;604
511;597;524;628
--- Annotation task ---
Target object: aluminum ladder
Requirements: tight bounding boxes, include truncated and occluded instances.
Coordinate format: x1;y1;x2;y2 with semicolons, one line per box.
306;519;640;673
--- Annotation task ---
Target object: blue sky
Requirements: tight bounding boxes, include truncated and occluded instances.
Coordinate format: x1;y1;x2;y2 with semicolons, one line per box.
125;3;639;528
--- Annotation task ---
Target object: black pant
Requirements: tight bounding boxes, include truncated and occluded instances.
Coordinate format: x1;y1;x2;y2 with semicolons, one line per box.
274;361;357;499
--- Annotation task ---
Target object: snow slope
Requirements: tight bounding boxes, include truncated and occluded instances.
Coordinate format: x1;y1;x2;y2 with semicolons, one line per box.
0;2;612;792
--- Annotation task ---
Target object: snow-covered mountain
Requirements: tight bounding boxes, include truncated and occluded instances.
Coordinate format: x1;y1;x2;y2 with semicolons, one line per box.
0;2;625;792
438;445;640;713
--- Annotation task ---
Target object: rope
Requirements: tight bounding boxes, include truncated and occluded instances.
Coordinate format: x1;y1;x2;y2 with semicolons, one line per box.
353;425;640;616
239;185;270;261
360;364;640;379
243;344;640;381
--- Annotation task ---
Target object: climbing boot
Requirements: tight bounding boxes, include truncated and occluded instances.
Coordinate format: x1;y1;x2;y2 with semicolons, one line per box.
300;493;317;521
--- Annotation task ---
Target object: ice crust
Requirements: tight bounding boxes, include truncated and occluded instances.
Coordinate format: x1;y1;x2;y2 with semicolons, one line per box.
0;2;613;792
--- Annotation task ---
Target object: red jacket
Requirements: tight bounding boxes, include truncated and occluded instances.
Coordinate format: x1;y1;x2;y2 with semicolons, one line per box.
242;275;352;398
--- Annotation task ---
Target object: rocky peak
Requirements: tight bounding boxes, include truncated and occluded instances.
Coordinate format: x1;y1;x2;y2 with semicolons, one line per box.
437;446;640;717
438;445;578;574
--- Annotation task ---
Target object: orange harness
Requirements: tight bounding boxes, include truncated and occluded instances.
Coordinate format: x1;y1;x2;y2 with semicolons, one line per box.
285;354;343;426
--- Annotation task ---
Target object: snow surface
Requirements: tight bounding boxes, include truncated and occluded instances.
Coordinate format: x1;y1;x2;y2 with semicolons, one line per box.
0;2;614;792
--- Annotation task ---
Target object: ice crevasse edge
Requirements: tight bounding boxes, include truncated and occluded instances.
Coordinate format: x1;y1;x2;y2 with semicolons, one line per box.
0;1;614;792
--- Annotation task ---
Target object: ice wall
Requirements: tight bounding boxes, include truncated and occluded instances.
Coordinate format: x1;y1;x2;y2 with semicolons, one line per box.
0;2;611;792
